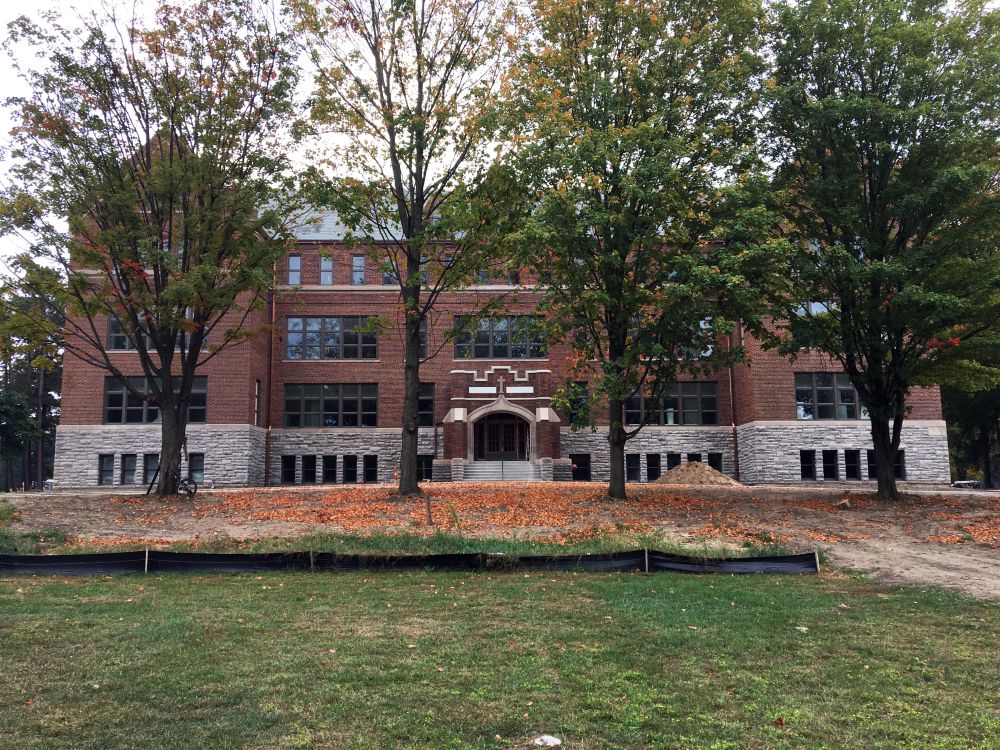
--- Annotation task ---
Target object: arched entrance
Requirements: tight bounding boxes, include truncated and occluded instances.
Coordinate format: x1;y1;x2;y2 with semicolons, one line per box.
474;413;530;461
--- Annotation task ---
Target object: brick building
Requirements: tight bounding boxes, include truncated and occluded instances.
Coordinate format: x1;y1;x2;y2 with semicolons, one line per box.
53;212;952;487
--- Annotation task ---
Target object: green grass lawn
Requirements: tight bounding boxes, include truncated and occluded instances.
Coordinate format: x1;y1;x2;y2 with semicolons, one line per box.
1;570;997;750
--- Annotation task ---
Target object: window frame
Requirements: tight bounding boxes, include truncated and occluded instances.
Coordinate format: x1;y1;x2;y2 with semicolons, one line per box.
418;383;435;427
103;376;206;425
319;256;334;285
795;372;866;420
287;254;301;285
351;255;366;285
98;454;115;485
283;383;378;428
285;316;378;361
453;316;546;360
625;382;718;426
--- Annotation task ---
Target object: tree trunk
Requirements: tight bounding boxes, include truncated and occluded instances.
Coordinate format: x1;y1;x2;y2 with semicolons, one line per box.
981;425;993;490
36;368;45;490
607;397;627;500
156;406;187;496
870;415;900;500
398;305;423;500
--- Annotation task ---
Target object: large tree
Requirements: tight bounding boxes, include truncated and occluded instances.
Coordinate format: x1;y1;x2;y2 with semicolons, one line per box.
289;0;517;500
0;0;301;494
768;0;1000;500
503;0;778;499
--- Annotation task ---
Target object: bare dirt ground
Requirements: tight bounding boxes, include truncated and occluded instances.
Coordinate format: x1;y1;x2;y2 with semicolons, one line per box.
6;482;1000;598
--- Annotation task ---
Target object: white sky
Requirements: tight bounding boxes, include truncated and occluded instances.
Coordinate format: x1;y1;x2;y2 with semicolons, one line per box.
0;1;108;267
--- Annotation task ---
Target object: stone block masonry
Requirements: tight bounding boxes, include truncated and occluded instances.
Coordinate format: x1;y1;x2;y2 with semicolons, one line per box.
561;426;737;483
735;420;951;484
268;428;441;484
54;424;267;488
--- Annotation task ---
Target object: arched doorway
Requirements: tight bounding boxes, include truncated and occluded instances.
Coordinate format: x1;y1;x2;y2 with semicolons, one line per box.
474;413;530;461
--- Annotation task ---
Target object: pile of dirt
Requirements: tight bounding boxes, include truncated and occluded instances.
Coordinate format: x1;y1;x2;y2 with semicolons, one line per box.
654;461;743;486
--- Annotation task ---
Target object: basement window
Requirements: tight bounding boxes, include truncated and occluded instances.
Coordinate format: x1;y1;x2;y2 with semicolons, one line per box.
646;454;661;482
844;450;861;480
800;450;816;480
822;450;839;480
188;453;204;484
322;456;337;484
143;454;160;485
120;454;137;485
343;455;358;484
98;455;114;486
281;455;296;484
667;453;681;470
417;455;434;482
570;453;591;481
687;453;702;463
363;455;378;483
708;453;723;472
626;454;641;483
302;455;317;484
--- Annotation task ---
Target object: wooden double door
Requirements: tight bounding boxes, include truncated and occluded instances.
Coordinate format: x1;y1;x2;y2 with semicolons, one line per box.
474;414;529;461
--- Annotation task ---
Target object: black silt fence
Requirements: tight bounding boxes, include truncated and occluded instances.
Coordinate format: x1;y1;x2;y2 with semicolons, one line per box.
0;549;819;577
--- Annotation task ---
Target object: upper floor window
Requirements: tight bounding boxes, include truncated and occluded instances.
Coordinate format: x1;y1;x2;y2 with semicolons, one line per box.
286;316;377;360
351;255;366;285
383;257;399;285
795;372;866;420
284;383;377;427
319;256;334;285
454;316;546;359
287;254;301;285
625;382;718;426
793;300;838;316
418;383;435;427
104;376;207;424
107;313;205;351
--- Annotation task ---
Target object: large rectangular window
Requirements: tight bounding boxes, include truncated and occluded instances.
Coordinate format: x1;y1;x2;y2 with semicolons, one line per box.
418;383;435;427
454;316;546;359
286;316;377;360
287;254;301;285
795;373;865;420
107;317;152;350
351;255;366;285
104;377;206;424
319;256;334;285
625;382;718;426
284;384;377;428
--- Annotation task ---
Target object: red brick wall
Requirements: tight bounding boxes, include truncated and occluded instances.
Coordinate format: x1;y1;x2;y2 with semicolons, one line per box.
59;242;945;431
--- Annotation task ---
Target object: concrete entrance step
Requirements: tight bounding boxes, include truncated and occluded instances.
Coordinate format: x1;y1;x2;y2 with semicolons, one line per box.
462;461;541;482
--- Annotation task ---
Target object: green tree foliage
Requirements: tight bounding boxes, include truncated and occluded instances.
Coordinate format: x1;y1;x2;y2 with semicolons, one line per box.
768;0;1000;499
942;386;1000;487
0;284;61;491
289;0;519;503
503;0;780;498
0;0;302;494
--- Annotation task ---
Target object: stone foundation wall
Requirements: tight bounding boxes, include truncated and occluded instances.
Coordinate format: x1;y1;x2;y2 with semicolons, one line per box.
735;420;951;484
53;424;267;488
560;426;737;483
268;428;440;484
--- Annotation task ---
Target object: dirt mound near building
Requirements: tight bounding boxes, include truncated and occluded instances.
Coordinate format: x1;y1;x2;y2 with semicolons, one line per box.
654;461;742;486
